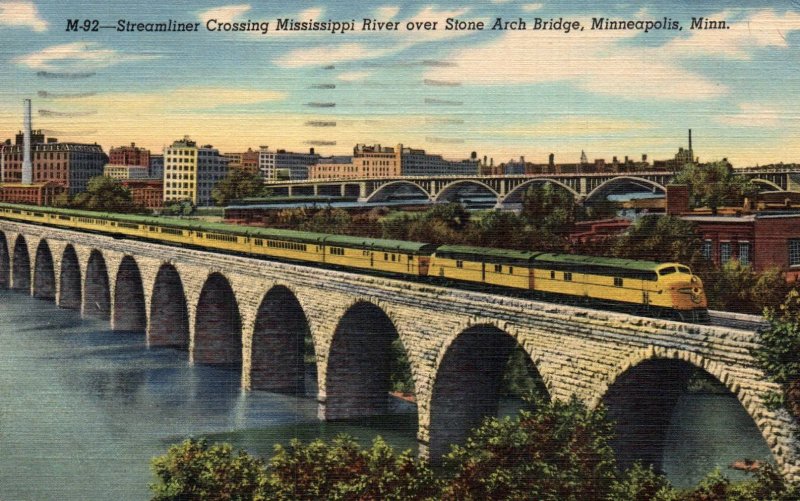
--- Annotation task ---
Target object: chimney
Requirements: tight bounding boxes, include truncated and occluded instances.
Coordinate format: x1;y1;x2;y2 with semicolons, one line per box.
688;129;692;152
22;98;33;184
548;153;554;167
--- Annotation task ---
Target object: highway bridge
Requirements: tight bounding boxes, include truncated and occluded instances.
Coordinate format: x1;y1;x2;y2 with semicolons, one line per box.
263;169;800;206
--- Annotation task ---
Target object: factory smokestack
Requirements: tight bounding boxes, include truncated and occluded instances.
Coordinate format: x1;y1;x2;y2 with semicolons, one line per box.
22;98;33;184
688;128;692;153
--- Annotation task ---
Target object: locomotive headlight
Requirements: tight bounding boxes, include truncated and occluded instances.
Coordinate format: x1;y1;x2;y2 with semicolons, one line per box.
691;276;699;283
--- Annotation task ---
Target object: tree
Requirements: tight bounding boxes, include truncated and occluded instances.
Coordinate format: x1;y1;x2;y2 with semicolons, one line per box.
521;183;577;235
70;176;142;213
267;435;438;501
211;170;267;206
752;289;800;420
606;463;678;501
441;397;618;501
612;215;705;267
149;438;268;501
673;162;757;214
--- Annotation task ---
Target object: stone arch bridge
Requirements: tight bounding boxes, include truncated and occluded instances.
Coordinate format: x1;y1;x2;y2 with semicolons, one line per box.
1;219;799;479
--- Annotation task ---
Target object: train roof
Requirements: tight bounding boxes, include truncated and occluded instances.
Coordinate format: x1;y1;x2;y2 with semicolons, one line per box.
533;253;663;272
323;234;438;254
435;245;541;265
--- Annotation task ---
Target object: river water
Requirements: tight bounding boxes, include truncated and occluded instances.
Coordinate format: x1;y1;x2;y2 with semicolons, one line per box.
0;290;772;499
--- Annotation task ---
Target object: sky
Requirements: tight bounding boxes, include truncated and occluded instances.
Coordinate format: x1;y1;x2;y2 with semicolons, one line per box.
0;0;799;167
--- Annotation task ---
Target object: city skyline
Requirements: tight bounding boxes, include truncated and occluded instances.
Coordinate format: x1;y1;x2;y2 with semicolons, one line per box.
0;1;799;166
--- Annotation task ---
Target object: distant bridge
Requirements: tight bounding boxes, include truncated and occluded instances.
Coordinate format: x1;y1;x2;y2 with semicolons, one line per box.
1;219;799;479
264;169;800;206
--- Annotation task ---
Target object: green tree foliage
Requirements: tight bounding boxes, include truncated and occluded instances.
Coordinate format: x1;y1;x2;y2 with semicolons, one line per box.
673;162;757;214
680;465;798;501
211;170;267;206
441;397;617;501
612;215;705;267
149;438;268;501
299;207;352;234
607;463;678;501
752;289;800;420
266;435;439;501
70;176;143;213
705;262;792;314
521;183;577;235
501;346;549;399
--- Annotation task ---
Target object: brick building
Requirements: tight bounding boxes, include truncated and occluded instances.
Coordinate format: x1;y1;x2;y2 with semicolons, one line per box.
120;179;163;210
0;182;65;205
109;143;150;167
104;164;149;179
1;133;107;195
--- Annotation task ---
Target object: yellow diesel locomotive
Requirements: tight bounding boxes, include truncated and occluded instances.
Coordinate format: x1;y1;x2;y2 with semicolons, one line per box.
0;203;708;322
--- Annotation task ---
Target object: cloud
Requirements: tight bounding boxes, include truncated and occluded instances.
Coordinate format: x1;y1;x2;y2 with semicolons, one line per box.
14;42;159;70
337;71;372;82
197;4;251;24
374;6;400;19
65;86;286;112
275;42;406;68
0;1;48;32
715;103;785;127
426;25;726;101
521;4;543;12
664;9;800;60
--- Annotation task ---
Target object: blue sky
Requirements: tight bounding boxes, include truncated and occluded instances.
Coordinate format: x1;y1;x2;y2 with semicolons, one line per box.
0;0;799;166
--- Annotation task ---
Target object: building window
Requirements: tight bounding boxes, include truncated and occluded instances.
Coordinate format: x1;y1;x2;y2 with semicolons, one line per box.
790;240;800;266
702;240;712;260
720;242;732;264
739;242;751;266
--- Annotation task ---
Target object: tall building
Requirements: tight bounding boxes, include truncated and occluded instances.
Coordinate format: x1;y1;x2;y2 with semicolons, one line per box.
149;154;164;180
224;148;260;175
1;134;106;195
259;147;320;181
109;143;150;167
308;143;478;180
163;137;229;206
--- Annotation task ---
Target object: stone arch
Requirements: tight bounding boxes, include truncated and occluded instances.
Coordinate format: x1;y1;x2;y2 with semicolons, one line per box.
148;263;189;350
12;234;31;292
112;255;146;332
427;323;549;460
194;272;242;366
323;300;410;420
584;176;666;203
599;347;780;474
364;181;432;203
434;180;500;204
0;231;9;288
84;249;110;320
59;245;81;310
33;239;56;300
250;285;313;394
501;178;581;204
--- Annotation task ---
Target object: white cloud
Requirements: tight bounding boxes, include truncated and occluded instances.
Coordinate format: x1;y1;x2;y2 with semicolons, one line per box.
0;1;48;32
337;71;373;82
275;42;405;68
426;24;726;101
715;103;785;127
521;4;543;12
13;42;159;70
373;6;400;20
664;9;800;60
297;7;325;20
197;4;251;24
